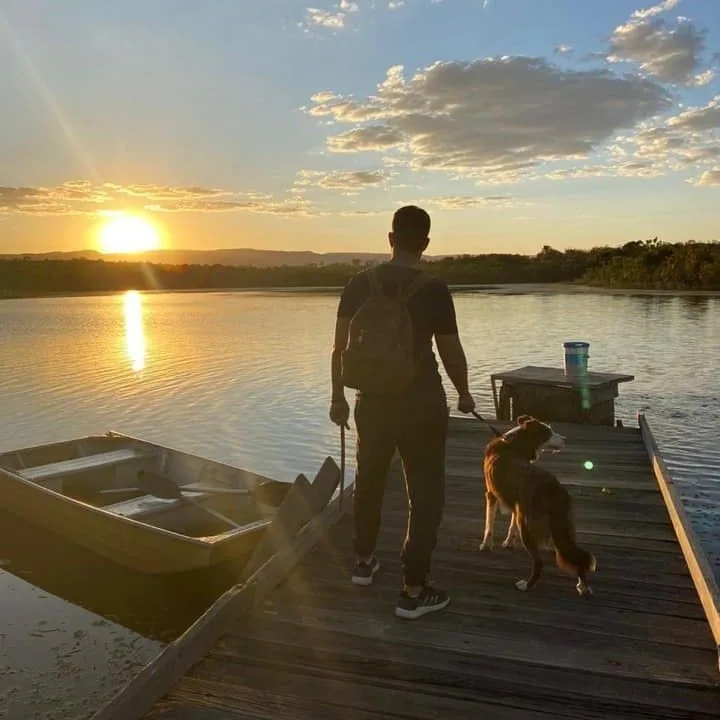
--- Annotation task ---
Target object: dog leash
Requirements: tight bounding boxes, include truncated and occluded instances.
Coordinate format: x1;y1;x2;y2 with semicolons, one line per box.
339;424;346;512
470;410;503;437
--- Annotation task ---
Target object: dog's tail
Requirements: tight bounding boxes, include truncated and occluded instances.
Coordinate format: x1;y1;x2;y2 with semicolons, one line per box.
548;485;597;575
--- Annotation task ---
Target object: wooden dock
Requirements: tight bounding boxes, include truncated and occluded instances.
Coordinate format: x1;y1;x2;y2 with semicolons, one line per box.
94;415;720;720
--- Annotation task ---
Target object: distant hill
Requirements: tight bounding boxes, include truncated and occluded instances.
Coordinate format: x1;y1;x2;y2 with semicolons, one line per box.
0;248;442;267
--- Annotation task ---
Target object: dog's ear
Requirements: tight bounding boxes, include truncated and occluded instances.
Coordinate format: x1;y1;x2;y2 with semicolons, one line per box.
516;414;533;425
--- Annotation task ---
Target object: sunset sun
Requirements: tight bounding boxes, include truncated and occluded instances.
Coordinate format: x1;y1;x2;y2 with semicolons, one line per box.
97;214;161;254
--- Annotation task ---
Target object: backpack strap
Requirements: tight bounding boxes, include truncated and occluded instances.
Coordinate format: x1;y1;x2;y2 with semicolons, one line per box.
367;267;384;297
399;272;432;302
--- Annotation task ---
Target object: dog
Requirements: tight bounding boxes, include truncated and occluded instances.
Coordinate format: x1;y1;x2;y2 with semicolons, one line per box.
479;415;597;597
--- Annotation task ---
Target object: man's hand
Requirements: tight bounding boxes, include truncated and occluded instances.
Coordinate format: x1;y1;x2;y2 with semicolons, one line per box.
457;392;476;414
330;398;350;429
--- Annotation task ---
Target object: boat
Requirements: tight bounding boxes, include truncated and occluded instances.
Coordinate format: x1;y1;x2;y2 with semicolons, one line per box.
0;431;295;574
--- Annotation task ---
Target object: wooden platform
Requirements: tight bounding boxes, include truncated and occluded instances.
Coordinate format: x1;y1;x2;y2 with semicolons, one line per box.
97;417;720;719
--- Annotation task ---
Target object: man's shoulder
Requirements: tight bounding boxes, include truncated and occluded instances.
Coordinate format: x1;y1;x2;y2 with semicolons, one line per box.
342;268;371;292
418;271;450;294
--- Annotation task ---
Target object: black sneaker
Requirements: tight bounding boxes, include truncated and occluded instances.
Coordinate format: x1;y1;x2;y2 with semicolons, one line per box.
351;556;380;586
394;584;450;619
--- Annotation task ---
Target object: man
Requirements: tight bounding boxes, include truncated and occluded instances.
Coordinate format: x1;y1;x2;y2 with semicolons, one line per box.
329;205;476;619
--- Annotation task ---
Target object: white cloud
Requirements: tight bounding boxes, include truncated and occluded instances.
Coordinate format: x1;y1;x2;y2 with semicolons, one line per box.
545;160;664;180
294;169;388;193
554;44;573;55
425;194;514;209
388;1;406;8
0;182;316;216
306;57;671;182
600;94;720;180
631;0;680;20
300;1;362;31
692;168;720;186
606;2;710;85
304;7;347;29
667;95;720;132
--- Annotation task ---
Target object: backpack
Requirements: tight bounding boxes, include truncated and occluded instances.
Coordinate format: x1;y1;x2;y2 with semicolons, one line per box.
341;267;432;394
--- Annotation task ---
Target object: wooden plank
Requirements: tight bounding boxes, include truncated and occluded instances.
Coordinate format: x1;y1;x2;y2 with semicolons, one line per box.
242;456;340;579
640;414;720;674
490;365;635;388
18;448;144;481
270;577;711;646
212;628;720;715
241;473;314;580
90;469;353;720
231;608;717;685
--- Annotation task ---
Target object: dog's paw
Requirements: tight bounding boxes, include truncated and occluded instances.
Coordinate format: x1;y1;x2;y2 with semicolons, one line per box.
576;581;593;597
515;579;529;592
501;538;516;549
478;540;493;552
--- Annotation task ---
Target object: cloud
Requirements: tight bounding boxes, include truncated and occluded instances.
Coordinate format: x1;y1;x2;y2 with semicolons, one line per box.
692;168;720;186
554;44;573;55
294;169;388;193
545;160;664;180
0;182;315;216
667;95;720;132
609;95;720;176
306;57;671;183
606;1;710;85
425;194;515;209
299;1;360;31
304;8;347;29
631;0;680;20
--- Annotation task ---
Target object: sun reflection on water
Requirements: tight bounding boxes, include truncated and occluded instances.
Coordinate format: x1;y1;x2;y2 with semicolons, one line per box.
123;290;146;373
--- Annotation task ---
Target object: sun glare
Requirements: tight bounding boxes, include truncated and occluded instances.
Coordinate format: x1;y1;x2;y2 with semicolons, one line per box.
98;214;161;254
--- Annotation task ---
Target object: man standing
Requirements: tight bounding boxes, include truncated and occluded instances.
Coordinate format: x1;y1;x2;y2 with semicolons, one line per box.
330;205;476;619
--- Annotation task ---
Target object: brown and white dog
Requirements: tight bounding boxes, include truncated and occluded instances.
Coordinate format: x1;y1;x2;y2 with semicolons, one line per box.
479;415;597;597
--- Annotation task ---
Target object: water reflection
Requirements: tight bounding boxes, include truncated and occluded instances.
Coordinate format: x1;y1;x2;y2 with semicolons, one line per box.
123;290;146;372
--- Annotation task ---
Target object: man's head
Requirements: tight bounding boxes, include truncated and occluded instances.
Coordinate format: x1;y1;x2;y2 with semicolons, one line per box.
389;205;431;257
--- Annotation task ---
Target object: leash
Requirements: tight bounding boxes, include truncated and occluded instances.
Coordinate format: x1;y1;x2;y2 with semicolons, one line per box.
339;424;346;511
470;410;503;437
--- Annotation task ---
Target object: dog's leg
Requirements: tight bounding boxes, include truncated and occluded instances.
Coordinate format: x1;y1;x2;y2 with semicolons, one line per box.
479;492;497;551
576;568;594;597
501;511;519;549
515;519;543;592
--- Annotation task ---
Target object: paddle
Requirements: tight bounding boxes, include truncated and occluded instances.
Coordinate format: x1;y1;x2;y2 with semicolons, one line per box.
136;470;242;529
136;470;250;500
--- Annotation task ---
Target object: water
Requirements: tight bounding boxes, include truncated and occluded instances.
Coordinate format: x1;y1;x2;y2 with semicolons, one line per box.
1;286;719;717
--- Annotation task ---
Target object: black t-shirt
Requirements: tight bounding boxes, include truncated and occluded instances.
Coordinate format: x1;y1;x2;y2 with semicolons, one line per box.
337;263;458;392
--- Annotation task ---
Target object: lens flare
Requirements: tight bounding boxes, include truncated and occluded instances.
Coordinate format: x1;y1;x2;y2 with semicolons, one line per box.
584;460;594;470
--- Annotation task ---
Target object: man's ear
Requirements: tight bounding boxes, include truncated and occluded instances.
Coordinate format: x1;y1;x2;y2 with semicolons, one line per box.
388;231;395;250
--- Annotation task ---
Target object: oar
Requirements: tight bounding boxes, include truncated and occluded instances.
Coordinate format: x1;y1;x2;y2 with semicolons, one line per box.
136;470;242;529
99;481;250;497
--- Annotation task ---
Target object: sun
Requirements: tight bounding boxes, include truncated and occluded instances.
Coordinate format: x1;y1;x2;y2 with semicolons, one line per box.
97;214;162;254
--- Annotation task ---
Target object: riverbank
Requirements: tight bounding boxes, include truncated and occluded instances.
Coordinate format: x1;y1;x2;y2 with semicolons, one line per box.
3;282;720;301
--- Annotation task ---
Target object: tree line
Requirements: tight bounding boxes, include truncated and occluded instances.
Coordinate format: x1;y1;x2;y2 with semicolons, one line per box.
1;239;718;298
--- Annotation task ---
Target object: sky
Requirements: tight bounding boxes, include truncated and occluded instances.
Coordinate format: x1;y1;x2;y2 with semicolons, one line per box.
1;0;719;256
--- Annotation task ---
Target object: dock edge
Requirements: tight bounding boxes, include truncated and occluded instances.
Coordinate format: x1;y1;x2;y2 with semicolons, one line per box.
639;413;720;674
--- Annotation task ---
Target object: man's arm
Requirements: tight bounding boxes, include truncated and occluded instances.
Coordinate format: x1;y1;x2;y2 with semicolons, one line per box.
331;317;350;402
435;333;470;397
431;281;475;413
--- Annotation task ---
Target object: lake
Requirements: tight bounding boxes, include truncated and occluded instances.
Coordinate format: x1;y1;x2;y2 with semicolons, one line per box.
1;285;719;718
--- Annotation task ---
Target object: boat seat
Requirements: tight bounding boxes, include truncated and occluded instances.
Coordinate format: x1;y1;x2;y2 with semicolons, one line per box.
19;448;146;482
104;489;206;519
